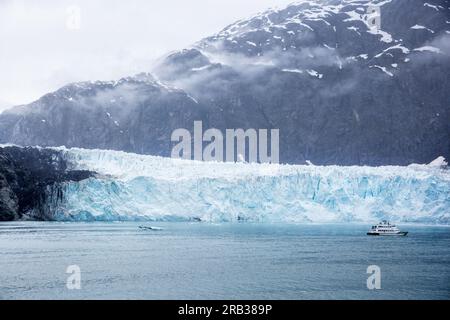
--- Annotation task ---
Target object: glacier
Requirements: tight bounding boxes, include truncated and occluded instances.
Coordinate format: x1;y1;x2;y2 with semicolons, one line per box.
36;147;450;224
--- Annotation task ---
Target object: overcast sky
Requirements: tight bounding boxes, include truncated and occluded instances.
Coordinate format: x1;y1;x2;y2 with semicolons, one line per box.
0;0;295;110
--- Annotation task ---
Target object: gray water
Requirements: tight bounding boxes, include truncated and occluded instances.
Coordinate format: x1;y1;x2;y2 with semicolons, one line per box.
0;222;449;300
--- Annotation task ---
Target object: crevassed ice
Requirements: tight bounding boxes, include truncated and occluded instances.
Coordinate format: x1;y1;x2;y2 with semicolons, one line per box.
49;147;450;224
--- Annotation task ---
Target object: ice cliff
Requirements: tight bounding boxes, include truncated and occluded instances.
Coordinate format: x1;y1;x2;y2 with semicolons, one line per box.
43;147;450;224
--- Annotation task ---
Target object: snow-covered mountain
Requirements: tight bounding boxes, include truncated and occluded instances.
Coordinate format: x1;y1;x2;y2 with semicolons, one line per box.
153;0;450;165
0;73;203;157
0;0;449;165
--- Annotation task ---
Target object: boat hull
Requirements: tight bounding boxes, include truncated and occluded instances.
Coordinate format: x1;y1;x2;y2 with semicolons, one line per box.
367;232;408;236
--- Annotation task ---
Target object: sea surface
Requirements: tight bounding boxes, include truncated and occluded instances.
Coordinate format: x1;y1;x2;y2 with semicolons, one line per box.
0;222;449;300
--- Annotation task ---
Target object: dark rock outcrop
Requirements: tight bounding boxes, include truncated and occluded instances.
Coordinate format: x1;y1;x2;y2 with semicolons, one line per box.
0;146;93;221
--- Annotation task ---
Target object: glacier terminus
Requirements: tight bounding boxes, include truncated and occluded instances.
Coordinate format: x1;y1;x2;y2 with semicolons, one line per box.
34;147;450;224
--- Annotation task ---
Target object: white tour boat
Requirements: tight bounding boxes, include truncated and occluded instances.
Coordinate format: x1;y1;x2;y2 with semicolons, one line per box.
367;221;408;236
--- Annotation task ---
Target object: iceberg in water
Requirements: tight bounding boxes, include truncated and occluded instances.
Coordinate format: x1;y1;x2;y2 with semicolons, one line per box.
45;147;450;224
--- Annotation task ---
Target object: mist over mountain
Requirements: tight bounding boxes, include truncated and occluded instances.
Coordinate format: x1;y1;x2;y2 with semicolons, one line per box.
0;100;12;113
0;74;205;157
1;0;449;165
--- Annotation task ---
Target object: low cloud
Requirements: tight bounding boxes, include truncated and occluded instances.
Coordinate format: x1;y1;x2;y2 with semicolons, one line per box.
0;0;294;106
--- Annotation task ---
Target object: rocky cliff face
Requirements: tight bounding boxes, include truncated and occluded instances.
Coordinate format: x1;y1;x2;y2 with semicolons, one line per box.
0;146;93;221
0;0;449;165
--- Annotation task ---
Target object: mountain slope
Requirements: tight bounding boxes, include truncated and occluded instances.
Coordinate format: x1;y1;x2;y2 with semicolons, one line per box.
1;0;449;165
0;74;205;156
153;0;450;165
